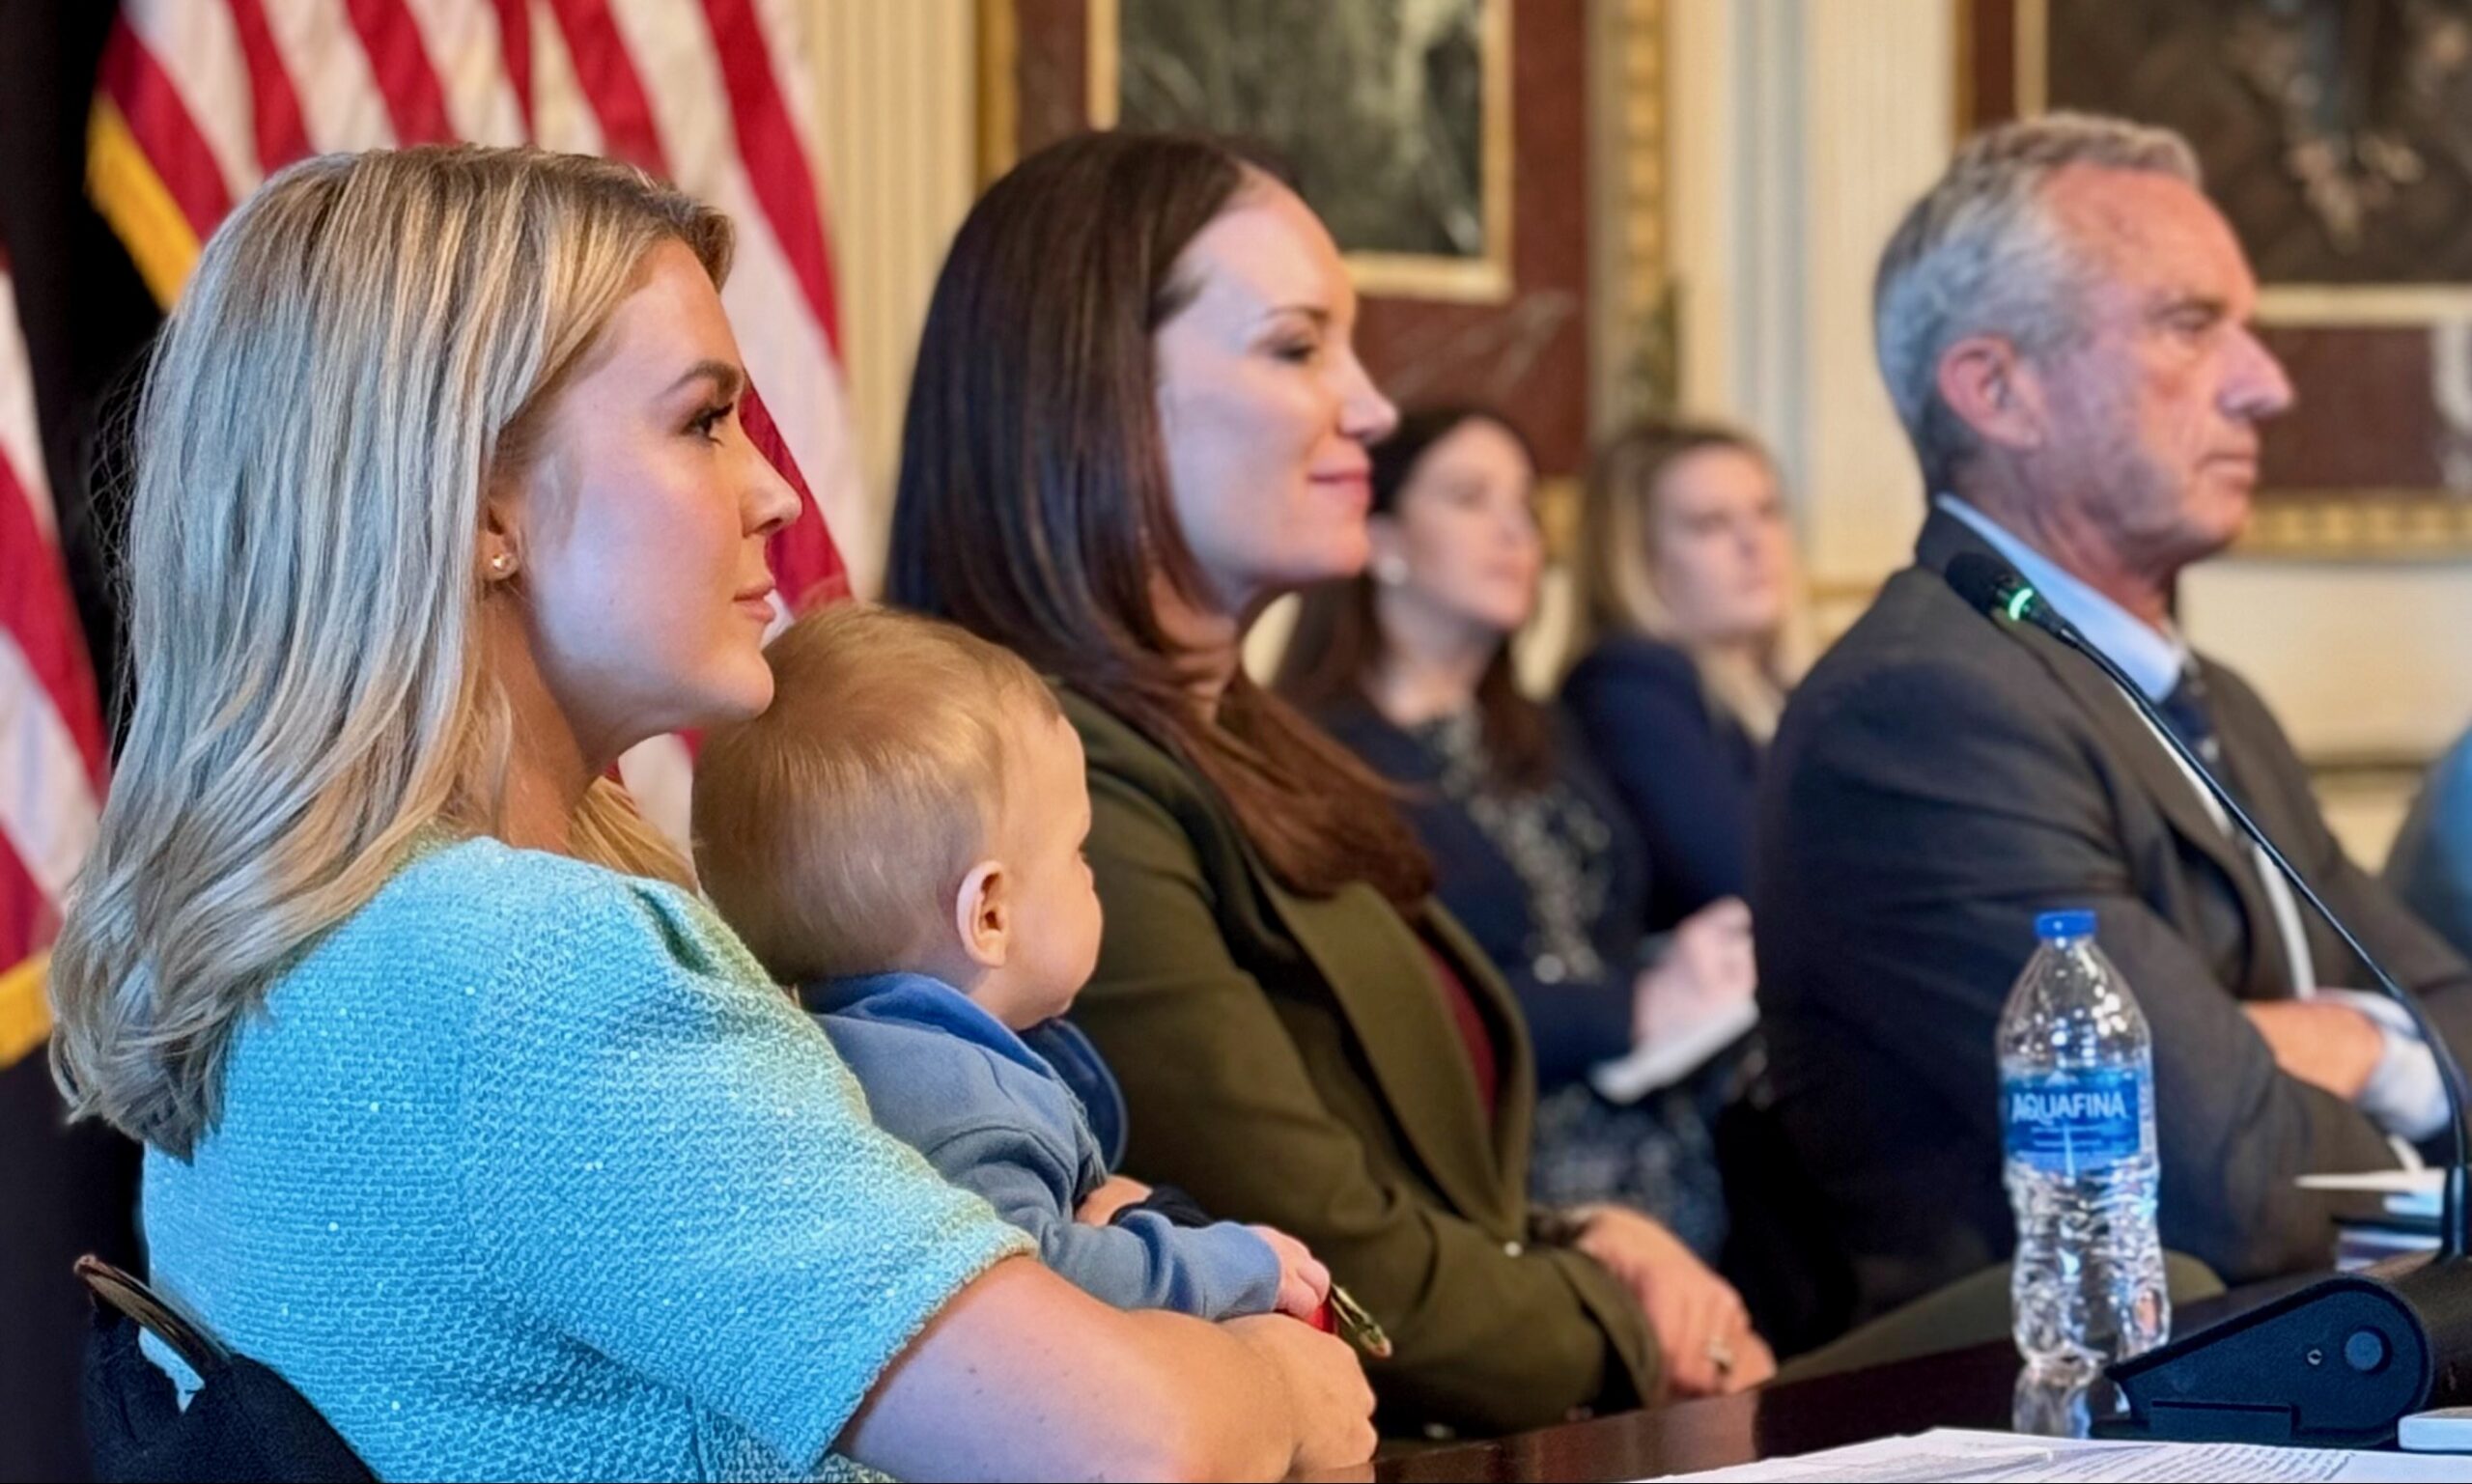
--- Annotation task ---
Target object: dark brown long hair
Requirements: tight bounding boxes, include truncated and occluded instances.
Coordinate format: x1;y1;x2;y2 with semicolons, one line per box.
885;131;1432;907
1277;406;1555;791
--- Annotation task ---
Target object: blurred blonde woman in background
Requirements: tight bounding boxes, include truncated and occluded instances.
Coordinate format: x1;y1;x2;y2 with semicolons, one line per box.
1563;421;1811;933
47;144;1369;1482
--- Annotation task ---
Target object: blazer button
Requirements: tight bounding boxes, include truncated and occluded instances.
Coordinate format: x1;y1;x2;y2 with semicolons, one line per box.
1534;954;1566;984
1503;1240;1525;1257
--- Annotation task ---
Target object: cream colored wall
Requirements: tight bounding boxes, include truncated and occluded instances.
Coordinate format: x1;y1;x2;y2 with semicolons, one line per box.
1662;0;2468;868
2183;563;2472;860
1665;0;1945;632
804;0;980;599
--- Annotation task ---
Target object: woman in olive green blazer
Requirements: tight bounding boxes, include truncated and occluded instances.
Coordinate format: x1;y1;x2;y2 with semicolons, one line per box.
1060;689;1667;1435
886;131;1771;1438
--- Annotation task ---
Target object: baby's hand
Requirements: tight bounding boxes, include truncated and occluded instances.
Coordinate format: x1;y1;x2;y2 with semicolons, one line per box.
1249;1224;1333;1322
1074;1174;1151;1225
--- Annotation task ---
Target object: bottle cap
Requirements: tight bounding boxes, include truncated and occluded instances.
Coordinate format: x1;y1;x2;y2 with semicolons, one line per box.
2035;910;2096;942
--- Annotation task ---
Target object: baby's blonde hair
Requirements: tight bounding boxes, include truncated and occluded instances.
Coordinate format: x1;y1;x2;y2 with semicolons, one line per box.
694;604;1062;987
50;146;729;1157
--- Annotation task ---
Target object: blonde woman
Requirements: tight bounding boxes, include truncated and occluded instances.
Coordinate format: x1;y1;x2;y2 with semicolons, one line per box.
1563;421;1809;932
47;147;1369;1482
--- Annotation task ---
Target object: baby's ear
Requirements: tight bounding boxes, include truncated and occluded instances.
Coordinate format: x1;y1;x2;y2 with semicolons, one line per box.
953;859;1010;969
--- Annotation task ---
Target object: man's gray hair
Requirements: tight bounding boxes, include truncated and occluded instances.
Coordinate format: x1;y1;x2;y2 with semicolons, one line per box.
1874;112;2201;491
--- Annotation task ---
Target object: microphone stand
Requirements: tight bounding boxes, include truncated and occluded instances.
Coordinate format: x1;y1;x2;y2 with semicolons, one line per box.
1952;554;2472;1441
2025;615;2472;1259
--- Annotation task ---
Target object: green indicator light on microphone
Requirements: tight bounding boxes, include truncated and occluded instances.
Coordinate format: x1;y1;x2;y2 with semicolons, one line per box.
2006;587;2037;624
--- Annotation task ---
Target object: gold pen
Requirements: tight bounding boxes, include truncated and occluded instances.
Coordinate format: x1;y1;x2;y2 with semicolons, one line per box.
1326;1282;1392;1359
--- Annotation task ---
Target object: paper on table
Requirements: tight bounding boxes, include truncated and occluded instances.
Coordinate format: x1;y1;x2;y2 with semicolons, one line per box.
2298;1168;2443;1218
1590;996;1758;1105
1646;1428;2472;1482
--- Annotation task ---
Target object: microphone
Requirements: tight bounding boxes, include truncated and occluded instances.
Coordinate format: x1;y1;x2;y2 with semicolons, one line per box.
1945;550;2472;1443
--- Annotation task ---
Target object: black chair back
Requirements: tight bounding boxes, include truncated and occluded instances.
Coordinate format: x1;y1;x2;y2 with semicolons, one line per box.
77;1255;375;1484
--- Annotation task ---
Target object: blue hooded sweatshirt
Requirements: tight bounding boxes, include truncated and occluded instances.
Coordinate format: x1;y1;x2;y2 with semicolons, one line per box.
803;972;1281;1319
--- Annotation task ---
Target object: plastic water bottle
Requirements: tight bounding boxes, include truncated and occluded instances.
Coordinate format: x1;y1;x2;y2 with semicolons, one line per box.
1999;909;2168;1380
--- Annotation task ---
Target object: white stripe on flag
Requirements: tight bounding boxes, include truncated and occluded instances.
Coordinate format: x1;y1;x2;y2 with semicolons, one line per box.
263;0;399;154
603;0;734;188
523;0;606;156
124;0;262;204
745;0;823;169
0;276;54;545
401;0;526;147
0;630;100;907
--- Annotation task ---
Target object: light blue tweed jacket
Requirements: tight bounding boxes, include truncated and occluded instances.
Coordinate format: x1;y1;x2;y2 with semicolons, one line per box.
141;836;1029;1482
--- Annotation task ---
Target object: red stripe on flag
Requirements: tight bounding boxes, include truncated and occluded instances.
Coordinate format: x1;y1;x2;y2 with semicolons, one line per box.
0;458;106;792
226;0;311;173
542;0;670;177
0;834;55;969
495;0;534;136
345;0;454;144
699;0;842;353
95;19;235;241
743;388;847;610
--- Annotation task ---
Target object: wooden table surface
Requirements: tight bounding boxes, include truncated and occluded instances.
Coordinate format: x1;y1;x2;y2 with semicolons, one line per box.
1346;1337;2022;1482
1333;1282;2324;1482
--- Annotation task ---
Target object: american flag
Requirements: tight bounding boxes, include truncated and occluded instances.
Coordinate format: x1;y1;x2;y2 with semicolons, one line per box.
0;249;107;1070
12;0;860;930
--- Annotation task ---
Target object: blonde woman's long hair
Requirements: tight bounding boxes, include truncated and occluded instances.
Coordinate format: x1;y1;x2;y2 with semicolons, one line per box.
50;146;731;1157
1575;420;1811;744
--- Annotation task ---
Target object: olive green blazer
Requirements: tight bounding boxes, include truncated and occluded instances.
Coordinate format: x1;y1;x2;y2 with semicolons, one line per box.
1059;689;1660;1438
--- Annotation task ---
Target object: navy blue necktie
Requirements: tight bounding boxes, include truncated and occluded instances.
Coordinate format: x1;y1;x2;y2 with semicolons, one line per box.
2155;664;2222;769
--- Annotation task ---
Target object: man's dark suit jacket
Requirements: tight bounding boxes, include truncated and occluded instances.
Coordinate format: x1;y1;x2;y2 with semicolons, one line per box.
1755;506;2472;1322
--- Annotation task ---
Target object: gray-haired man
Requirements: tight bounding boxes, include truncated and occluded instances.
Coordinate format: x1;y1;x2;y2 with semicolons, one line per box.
1756;113;2472;1324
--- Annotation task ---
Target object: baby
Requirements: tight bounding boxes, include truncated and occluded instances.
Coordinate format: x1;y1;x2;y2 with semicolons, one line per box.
695;603;1328;1323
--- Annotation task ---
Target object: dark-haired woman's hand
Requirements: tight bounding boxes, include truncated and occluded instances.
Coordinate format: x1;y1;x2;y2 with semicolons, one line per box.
1572;1205;1775;1398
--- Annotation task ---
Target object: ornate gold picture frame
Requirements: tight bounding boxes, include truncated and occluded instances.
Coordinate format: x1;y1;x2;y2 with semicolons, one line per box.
1085;0;1515;304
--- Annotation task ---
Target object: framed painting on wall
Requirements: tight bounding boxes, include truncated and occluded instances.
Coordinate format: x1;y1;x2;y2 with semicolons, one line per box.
1965;0;2472;556
1085;0;1515;303
980;0;1606;483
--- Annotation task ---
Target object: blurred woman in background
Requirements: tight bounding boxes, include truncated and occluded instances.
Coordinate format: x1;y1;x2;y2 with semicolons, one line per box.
1563;421;1808;932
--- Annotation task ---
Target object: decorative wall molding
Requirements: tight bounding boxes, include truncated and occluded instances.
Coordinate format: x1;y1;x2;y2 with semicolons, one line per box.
1587;0;1671;436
